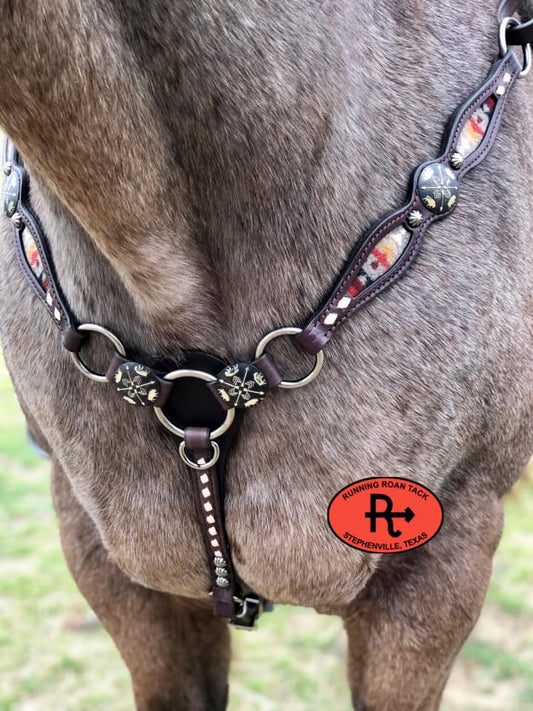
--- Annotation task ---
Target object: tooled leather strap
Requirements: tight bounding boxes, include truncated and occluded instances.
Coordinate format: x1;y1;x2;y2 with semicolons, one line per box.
182;426;268;626
2;138;85;352
499;0;533;46
184;427;237;618
296;50;523;354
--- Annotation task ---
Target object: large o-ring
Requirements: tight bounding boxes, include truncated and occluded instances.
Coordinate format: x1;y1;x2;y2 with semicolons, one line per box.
70;323;127;383
154;369;235;439
254;326;324;390
499;17;532;78
179;440;220;470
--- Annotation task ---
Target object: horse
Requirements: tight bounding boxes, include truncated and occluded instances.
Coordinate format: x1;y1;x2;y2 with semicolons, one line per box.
0;1;532;709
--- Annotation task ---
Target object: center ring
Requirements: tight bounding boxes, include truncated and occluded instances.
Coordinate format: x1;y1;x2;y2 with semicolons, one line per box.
254;327;324;390
154;369;236;439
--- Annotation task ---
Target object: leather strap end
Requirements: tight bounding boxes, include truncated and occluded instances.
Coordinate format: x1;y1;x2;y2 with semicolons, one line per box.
61;326;87;353
206;379;233;411
105;352;128;382
252;353;283;389
212;588;235;619
294;326;328;355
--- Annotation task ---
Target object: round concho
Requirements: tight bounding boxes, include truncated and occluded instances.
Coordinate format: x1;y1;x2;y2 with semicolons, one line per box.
2;169;20;218
418;162;459;215
214;362;268;409
113;362;161;406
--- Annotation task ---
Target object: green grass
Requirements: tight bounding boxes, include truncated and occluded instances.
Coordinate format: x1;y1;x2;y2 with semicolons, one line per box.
1;357;533;710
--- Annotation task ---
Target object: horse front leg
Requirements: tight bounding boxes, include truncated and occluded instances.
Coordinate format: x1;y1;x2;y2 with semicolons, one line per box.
51;460;230;711
343;483;504;711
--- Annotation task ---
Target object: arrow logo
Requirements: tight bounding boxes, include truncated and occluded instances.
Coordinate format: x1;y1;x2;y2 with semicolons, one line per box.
364;494;416;538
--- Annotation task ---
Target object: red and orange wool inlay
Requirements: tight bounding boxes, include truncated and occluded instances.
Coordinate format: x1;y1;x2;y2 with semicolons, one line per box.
346;226;411;298
22;231;50;293
456;96;496;158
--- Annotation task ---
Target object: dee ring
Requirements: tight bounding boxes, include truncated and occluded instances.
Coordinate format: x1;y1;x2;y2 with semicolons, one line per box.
254;326;324;389
70;323;127;383
179;440;220;470
154;369;236;439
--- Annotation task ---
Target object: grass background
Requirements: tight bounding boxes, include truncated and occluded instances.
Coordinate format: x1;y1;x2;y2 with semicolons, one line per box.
1;356;533;710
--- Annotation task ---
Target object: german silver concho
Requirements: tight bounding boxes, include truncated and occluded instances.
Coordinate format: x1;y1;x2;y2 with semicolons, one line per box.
113;362;160;406
418;162;459;215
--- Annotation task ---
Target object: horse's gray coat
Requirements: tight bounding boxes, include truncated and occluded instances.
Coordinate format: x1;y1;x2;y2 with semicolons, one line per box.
0;1;532;709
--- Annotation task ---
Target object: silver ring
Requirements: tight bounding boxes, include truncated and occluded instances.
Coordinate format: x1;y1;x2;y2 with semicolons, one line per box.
70;323;126;383
499;17;532;78
254;326;324;390
154;369;235;439
179;440;220;470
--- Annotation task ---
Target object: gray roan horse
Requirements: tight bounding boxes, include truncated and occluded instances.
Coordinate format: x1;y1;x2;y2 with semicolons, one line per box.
0;1;532;709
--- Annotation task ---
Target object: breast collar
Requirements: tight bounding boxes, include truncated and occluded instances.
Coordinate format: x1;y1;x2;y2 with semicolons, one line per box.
2;1;532;628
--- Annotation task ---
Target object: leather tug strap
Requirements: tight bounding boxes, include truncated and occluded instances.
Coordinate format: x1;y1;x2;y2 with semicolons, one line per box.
3;0;531;628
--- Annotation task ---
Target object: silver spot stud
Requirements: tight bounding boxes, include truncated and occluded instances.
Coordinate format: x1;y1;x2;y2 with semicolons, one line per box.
450;152;464;170
407;210;423;229
216;576;230;588
215;567;228;577
214;556;227;567
11;212;22;229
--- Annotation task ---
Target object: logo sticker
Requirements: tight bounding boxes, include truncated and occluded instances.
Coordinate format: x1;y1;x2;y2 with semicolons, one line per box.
328;477;443;553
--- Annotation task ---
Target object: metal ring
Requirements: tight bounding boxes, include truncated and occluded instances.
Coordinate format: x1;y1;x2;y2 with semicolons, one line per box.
499;17;532;78
179;440;220;470
70;323;126;383
254;326;324;390
154;369;235;439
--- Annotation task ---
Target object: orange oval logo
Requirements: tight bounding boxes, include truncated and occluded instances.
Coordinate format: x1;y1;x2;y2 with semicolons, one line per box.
328;477;443;553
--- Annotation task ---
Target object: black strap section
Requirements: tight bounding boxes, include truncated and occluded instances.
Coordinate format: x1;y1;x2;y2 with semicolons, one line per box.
499;0;533;45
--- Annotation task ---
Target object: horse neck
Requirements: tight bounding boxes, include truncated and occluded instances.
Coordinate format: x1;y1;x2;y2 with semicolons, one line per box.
0;1;496;355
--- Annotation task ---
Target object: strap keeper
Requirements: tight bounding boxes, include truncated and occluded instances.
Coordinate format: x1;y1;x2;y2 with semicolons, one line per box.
183;426;212;463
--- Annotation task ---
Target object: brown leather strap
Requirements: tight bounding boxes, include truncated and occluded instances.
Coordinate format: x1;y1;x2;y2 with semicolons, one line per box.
296;51;522;354
252;353;283;389
499;0;533;46
184;427;238;619
4;138;85;348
